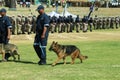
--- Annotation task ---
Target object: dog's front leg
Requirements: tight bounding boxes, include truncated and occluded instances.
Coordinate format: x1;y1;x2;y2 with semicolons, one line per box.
2;52;7;62
63;57;66;65
52;57;62;66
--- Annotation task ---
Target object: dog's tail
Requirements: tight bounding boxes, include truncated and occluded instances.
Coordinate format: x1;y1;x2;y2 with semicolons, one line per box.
78;49;88;60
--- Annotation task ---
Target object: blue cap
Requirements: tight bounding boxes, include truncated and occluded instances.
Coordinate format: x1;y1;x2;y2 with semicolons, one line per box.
0;8;7;13
36;5;44;11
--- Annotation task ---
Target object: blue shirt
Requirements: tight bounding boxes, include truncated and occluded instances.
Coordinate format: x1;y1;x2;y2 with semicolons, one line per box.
0;16;12;36
36;13;50;33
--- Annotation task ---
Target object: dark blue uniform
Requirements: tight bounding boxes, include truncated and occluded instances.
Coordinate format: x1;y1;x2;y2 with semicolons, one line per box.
33;13;50;64
0;16;12;44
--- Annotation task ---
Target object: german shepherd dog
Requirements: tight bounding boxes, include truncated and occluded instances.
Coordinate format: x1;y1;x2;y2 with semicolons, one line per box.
49;41;88;66
0;43;20;61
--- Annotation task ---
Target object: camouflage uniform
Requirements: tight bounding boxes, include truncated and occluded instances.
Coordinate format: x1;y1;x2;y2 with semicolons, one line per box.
110;17;114;29
26;16;32;34
82;16;88;32
50;16;57;33
62;17;66;32
21;15;26;34
99;18;103;29
75;15;80;33
106;17;111;29
16;15;22;34
88;17;93;32
11;16;16;35
115;17;119;29
31;15;37;33
66;16;71;33
93;17;98;30
69;16;74;32
119;16;120;27
57;16;62;33
102;17;106;29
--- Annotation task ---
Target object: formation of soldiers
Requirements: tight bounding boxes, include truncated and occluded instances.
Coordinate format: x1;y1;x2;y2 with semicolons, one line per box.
9;15;120;35
49;15;120;33
9;15;36;35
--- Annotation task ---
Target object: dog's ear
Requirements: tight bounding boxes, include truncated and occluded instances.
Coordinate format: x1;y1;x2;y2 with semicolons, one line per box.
52;41;55;44
55;42;58;45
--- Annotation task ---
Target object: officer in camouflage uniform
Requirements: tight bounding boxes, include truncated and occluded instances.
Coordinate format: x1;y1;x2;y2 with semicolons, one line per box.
62;16;66;32
66;16;71;33
102;17;106;29
21;15;26;34
50;16;57;33
11;15;16;35
57;16;62;33
69;15;74;32
115;17;119;29
110;17;114;29
31;15;37;33
119;16;120;27
75;15;80;33
26;15;32;34
93;17;98;30
16;15;22;34
88;17;93;32
82;16;88;32
99;17;103;29
106;17;111;29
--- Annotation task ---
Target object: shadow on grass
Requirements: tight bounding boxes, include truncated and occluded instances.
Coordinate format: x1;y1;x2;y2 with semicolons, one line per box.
14;60;37;64
0;60;81;66
0;60;37;64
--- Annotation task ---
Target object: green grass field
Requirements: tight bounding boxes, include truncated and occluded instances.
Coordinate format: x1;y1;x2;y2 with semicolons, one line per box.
0;29;120;80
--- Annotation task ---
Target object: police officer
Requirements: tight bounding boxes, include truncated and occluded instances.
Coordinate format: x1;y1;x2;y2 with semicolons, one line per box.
21;15;26;34
0;8;12;61
88;17;93;32
115;17;119;29
102;17;106;29
26;15;32;34
75;15;80;33
33;5;50;65
82;16;88;32
93;17;98;30
106;17;111;29
50;16;57;33
69;15;74;32
11;15;16;35
57;16;62;33
31;15;36;33
110;17;114;29
16;15;22;34
66;16;71;33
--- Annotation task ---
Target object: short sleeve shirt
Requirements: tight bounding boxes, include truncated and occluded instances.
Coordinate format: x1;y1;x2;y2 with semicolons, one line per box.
0;16;12;34
36;13;50;33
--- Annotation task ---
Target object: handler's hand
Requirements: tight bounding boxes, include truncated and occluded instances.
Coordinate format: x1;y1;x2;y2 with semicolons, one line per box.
7;36;10;40
41;34;45;39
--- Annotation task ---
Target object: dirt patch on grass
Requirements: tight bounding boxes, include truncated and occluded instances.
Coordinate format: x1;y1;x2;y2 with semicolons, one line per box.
10;30;120;44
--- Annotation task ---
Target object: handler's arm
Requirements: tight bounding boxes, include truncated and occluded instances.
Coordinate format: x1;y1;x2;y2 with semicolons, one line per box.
7;28;11;40
41;27;47;39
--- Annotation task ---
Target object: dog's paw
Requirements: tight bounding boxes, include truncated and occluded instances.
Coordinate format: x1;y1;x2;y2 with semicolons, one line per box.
51;64;56;67
2;59;7;62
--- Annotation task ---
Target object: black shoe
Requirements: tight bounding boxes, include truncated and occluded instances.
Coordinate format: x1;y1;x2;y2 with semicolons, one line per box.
39;62;46;65
38;61;46;65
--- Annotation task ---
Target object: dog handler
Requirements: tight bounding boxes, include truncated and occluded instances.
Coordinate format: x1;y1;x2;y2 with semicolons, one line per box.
0;8;12;60
33;5;50;65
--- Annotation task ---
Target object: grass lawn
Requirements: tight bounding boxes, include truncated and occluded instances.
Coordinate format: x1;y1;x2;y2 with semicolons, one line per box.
0;29;120;80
